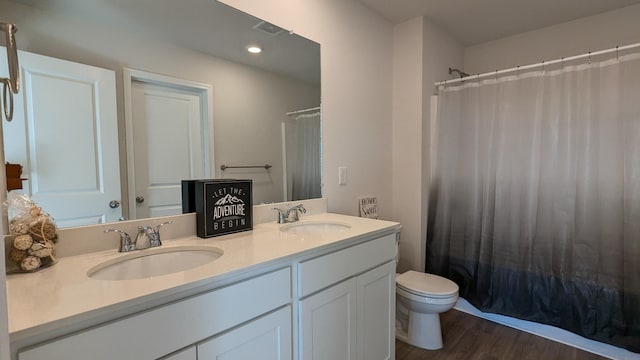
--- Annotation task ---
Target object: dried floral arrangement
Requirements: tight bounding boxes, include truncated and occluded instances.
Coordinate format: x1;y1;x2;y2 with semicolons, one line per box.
4;193;58;272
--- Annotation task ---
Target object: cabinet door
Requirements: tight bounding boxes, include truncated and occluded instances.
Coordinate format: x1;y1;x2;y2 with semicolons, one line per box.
197;306;292;360
357;261;395;360
159;346;196;360
299;279;357;360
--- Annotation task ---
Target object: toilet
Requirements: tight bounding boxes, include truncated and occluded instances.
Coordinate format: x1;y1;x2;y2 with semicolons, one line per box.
395;270;459;350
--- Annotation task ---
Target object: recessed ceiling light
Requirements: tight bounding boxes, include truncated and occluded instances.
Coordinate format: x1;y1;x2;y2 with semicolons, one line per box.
247;45;262;54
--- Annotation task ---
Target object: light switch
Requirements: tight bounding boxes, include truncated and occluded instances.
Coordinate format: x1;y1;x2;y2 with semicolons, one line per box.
338;166;347;185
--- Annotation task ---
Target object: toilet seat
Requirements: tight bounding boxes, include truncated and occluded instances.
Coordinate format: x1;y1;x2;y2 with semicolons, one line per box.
396;271;458;298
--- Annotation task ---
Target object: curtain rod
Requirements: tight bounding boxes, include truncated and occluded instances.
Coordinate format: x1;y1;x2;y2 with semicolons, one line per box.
435;41;640;87
286;106;320;116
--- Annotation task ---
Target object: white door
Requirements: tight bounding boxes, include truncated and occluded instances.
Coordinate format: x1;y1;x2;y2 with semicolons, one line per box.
356;262;395;360
1;48;121;227
197;306;292;360
127;70;212;219
299;279;357;360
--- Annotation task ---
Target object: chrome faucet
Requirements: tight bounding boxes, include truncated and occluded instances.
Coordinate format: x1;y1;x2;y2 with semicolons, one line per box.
135;221;172;250
274;204;307;224
105;221;172;252
104;228;135;252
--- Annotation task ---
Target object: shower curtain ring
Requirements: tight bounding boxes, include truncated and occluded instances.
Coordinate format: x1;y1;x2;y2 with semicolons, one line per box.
541;60;545;72
616;46;619;61
588;51;592;64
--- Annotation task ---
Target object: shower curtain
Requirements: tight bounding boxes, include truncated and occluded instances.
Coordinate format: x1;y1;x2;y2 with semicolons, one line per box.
427;52;640;352
284;111;321;201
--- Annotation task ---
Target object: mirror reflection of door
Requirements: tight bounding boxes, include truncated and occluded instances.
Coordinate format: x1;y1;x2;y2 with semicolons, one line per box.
1;48;121;227
125;69;212;220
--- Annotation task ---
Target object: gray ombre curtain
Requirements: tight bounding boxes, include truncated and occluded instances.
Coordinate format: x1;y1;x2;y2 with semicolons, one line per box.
427;52;640;352
285;111;321;201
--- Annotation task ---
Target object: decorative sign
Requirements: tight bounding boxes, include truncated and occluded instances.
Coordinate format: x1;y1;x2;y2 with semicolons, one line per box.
359;196;379;219
195;180;252;238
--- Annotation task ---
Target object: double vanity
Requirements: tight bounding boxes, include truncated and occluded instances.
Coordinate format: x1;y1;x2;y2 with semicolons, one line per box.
6;201;400;360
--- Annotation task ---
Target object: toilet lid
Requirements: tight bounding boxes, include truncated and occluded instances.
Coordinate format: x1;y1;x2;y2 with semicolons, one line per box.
396;271;458;298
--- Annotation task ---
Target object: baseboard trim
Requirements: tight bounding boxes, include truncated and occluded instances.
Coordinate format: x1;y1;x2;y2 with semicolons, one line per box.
453;298;639;360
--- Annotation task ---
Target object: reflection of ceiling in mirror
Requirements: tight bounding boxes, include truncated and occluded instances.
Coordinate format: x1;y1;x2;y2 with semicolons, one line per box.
10;0;320;84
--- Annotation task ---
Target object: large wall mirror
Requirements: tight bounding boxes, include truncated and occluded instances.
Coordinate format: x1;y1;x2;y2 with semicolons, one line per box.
0;0;321;228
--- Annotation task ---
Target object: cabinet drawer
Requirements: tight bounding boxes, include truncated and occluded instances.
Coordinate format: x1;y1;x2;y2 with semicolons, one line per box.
19;267;291;360
298;234;396;297
197;306;292;360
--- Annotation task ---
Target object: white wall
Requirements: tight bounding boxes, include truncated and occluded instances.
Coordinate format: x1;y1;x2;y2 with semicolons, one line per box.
464;3;640;74
390;16;463;273
420;20;464;271
220;0;394;218
0;0;320;207
391;17;424;273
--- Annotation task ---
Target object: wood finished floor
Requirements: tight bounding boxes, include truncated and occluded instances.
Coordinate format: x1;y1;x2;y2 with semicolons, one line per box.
396;310;607;360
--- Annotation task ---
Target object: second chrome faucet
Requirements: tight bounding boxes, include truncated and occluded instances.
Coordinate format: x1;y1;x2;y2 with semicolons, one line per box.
105;221;172;252
274;204;306;224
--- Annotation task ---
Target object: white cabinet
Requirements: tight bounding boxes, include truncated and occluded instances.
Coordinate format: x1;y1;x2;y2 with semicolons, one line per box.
198;306;292;360
300;278;357;360
297;234;396;298
356;261;395;360
298;234;396;360
14;229;399;360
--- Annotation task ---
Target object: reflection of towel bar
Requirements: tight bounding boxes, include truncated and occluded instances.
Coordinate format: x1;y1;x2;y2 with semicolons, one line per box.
220;164;272;171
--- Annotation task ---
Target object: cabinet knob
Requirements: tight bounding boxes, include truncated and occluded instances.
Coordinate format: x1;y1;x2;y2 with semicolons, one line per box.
109;200;120;209
136;196;145;204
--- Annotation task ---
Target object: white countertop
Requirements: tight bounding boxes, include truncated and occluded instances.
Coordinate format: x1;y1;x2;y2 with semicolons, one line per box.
6;213;400;342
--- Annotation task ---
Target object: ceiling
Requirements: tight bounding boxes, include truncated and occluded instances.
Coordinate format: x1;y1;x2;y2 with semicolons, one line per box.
356;0;640;45
14;0;640;80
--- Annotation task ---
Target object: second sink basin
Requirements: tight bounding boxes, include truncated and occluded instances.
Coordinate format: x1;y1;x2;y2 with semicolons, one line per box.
88;245;224;281
280;220;351;235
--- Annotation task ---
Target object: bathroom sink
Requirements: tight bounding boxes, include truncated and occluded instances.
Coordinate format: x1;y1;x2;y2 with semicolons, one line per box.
87;246;224;281
280;220;351;235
